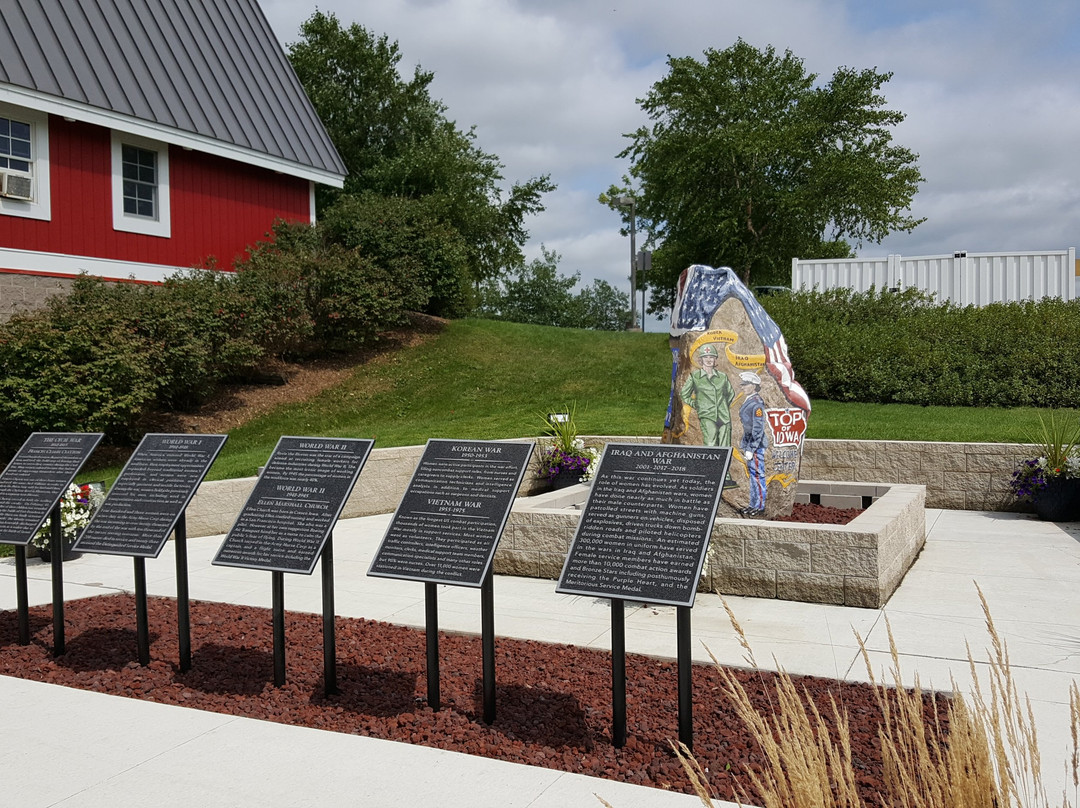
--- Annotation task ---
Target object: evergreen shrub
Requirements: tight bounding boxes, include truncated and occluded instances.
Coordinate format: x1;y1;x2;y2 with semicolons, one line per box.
763;289;1080;407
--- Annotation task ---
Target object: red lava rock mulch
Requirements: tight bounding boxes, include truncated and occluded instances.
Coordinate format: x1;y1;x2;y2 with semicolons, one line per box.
776;502;864;525
0;592;945;804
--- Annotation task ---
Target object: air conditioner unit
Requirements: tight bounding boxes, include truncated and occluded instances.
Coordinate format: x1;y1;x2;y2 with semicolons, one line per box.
0;170;34;201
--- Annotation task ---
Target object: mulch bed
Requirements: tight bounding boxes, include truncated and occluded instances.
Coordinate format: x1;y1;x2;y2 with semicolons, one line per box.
0;588;944;804
776;501;864;524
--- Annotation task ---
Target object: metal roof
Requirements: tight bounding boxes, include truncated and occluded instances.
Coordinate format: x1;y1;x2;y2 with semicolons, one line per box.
0;0;346;185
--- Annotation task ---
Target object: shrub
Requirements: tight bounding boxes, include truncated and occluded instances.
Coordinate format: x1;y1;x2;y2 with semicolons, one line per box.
0;302;159;447
237;220;414;352
763;289;1080;407
0;220;417;449
320;192;471;318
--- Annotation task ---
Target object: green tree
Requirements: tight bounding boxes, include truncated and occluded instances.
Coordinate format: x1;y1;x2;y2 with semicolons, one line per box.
612;39;924;308
475;248;629;330
288;11;554;299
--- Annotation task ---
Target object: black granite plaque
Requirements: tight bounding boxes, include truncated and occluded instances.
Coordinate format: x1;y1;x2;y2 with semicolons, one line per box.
72;434;227;558
0;432;104;546
212;436;374;574
556;443;732;607
367;440;533;587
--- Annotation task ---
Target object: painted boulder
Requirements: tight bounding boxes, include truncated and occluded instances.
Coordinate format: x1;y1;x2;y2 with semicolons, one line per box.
662;265;810;518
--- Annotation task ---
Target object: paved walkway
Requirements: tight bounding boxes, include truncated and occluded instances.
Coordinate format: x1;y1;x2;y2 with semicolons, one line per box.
3;508;1080;807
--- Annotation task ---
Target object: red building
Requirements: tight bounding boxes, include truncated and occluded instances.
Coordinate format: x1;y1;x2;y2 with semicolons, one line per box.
0;0;345;310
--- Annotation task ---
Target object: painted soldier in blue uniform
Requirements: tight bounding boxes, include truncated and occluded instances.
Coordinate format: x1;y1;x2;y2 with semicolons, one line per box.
738;371;768;515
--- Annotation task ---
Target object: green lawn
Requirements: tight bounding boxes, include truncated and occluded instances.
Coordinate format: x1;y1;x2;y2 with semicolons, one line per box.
68;317;1062;486
200;318;1055;481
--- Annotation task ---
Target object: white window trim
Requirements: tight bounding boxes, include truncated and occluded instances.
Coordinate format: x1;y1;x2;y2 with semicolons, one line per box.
111;131;170;238
0;101;51;222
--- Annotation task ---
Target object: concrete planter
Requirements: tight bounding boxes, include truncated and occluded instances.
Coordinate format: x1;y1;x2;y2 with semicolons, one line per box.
498;480;925;609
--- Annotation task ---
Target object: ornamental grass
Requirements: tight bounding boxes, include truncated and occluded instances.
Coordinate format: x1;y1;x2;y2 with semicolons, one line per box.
656;585;1080;808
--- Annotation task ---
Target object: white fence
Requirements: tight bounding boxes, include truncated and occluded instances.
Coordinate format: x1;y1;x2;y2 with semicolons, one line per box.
791;249;1076;306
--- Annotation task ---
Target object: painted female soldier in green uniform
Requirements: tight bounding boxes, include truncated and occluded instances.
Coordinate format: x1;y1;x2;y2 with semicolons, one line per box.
679;343;734;448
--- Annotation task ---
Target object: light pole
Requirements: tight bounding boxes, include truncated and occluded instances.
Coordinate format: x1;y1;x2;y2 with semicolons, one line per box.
616;194;638;330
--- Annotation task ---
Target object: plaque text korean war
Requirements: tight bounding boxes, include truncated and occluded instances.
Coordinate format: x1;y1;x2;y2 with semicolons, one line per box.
369;440;533;587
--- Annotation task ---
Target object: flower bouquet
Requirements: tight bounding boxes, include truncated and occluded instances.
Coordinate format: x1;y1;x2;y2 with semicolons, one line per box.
537;405;600;488
1009;411;1080;521
32;482;96;559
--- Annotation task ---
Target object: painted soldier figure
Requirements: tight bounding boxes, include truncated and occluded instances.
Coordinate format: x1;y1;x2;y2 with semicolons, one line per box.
738;371;768;515
679;343;734;449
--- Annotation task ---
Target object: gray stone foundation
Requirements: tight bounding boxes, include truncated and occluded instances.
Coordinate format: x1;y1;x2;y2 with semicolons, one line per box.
0;273;74;321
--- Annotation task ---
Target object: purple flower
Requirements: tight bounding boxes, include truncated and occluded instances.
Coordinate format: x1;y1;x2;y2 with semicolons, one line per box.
540;447;593;479
1009;458;1048;502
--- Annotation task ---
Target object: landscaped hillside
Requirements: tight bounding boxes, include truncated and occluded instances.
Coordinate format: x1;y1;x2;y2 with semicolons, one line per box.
197;317;1060;482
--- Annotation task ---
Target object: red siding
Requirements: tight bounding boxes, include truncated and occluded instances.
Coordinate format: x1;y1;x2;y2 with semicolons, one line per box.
0;116;311;271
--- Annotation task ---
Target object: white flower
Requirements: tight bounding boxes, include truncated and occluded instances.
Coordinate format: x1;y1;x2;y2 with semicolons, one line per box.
580;447;601;482
1066;451;1080;478
31;483;94;550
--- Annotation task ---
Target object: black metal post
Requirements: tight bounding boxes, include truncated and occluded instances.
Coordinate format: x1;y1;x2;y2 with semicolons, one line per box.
481;572;495;724
677;605;693;751
174;513;191;672
321;533;337;696
15;545;29;645
424;582;440;710
134;557;150;665
611;597;627;747
272;571;285;686
50;503;64;656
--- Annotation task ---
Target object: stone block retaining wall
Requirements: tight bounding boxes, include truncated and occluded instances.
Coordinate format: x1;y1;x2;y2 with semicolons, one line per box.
497;481;925;608
186;437;1026;539
800;439;1030;511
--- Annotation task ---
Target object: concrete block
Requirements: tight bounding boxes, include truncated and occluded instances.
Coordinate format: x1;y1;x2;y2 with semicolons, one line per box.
948;471;995;493
903;469;944;489
799;527;877;549
511;516;573;555
844;577;886;608
819;494;864;509
707;536;744;568
811;545;877;577
776;571;845;605
711;519;762;541
493;549;539;578
712;567;777;598
187;477;256;537
965;451;1013;473
928;489;967;509
927;452;968;472
745;540;810;571
538;552;567;580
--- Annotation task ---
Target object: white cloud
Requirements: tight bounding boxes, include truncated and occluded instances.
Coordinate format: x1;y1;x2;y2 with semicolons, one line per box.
263;0;1080;307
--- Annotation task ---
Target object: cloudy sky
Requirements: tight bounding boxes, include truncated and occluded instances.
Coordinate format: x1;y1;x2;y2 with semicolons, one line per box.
261;0;1080;325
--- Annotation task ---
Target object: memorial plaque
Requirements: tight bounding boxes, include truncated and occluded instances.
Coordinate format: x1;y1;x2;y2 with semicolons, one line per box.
213;436;374;574
369;439;533;587
0;432;104;546
73;434;227;558
557;443;732;607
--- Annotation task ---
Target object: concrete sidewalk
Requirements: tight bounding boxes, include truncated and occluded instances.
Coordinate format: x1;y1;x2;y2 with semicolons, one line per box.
3;508;1080;806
